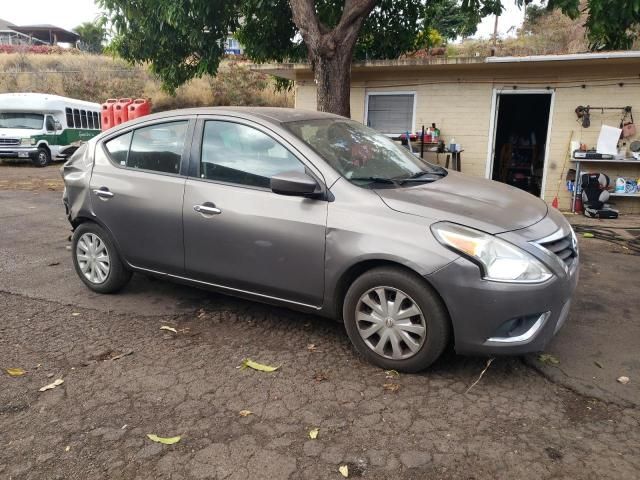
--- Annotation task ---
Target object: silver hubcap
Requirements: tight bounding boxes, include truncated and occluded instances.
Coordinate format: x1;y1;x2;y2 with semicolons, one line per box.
76;233;110;284
356;287;427;360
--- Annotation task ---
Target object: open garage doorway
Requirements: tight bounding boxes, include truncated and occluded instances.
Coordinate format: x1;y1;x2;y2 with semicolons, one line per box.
488;91;553;197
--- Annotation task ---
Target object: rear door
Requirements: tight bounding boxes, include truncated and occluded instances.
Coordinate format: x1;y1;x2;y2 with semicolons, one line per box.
182;116;328;307
90;117;195;274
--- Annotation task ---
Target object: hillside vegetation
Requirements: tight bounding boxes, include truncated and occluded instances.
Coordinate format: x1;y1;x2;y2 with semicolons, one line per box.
0;52;293;111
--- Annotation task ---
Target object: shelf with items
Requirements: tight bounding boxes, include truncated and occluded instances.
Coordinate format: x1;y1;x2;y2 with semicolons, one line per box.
569;157;640;212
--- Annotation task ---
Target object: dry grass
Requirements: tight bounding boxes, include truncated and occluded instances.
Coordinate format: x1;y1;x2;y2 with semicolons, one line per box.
0;53;293;110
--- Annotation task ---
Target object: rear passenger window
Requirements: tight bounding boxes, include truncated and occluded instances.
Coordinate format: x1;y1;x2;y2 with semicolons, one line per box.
73;109;81;128
80;110;88;128
127;121;188;174
104;132;132;166
200;121;304;188
66;108;74;128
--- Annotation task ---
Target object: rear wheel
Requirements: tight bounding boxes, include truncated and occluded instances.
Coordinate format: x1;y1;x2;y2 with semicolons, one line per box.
343;267;450;372
72;223;131;293
32;147;50;167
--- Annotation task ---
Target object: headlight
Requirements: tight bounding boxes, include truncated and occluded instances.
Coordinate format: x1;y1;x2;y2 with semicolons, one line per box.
431;222;553;283
20;138;35;146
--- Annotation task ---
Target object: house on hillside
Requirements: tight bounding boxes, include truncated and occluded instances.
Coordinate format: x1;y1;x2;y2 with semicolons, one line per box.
255;51;640;213
0;18;79;46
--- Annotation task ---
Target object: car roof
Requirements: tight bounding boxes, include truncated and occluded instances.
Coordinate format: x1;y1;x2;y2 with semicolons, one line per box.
129;106;344;126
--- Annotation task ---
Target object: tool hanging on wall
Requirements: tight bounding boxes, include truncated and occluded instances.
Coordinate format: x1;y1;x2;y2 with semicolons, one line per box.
575;105;632;129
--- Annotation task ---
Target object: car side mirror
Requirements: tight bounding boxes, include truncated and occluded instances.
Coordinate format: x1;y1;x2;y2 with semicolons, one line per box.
271;171;319;197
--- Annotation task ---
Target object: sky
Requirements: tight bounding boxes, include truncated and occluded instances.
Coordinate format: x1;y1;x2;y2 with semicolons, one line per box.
0;0;535;39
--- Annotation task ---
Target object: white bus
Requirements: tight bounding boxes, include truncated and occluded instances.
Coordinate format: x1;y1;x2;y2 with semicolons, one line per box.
0;93;102;167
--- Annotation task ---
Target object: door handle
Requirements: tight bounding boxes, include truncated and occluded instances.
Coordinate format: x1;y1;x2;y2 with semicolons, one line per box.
194;203;222;215
93;187;114;199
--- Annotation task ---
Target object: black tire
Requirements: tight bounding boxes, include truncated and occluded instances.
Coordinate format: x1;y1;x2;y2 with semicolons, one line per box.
343;267;450;372
71;223;132;294
32;146;51;167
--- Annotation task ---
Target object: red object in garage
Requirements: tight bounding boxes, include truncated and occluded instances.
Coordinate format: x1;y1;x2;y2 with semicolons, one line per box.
101;99;117;131
128;98;152;120
114;98;133;125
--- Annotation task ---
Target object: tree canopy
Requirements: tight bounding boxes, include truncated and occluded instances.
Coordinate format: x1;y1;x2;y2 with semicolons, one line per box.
75;19;107;54
99;0;639;115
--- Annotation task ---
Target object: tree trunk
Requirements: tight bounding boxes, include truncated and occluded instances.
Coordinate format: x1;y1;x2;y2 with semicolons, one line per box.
313;49;353;117
289;0;376;117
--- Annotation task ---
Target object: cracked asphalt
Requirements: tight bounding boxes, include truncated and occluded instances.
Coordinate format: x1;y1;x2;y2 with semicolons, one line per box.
1;164;639;479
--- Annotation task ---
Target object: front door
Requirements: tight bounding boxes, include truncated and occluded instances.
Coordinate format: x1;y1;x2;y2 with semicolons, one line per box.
183;118;328;307
90;119;192;274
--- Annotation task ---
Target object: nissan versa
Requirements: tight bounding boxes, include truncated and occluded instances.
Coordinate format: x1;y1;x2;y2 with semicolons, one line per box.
61;107;579;372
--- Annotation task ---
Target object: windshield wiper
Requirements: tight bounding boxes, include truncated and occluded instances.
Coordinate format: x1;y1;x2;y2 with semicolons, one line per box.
396;169;447;184
349;176;398;186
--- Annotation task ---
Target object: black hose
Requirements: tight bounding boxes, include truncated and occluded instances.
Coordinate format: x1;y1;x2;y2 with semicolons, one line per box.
572;224;640;255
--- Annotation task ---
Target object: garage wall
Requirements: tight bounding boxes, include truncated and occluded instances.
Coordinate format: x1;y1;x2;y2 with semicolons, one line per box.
293;63;640;213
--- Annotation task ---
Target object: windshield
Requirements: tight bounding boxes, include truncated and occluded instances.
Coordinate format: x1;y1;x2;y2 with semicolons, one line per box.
285;118;445;187
0;112;44;130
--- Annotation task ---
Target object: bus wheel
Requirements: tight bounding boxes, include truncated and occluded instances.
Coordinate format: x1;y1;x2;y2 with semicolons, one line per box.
33;147;51;167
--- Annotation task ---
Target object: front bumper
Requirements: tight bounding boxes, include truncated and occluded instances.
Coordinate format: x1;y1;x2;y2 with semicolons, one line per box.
0;146;39;159
427;228;579;356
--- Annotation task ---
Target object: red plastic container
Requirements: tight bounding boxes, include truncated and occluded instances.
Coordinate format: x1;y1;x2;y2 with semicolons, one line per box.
101;99;117;131
128;98;152;120
114;98;133;126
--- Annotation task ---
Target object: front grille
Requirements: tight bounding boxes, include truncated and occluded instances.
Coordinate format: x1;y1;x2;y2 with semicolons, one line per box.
538;233;577;267
0;138;20;146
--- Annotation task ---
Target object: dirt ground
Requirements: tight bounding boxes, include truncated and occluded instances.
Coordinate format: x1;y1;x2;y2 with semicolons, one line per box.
1;164;639;479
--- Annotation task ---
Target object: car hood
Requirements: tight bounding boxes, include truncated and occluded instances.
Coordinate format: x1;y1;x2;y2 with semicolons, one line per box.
375;170;548;234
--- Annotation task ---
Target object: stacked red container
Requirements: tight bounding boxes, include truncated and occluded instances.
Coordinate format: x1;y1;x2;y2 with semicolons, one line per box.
114;98;133;125
128;99;152;120
101;99;117;131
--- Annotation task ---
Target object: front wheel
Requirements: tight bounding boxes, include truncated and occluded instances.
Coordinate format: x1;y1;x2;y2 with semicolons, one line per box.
71;223;132;294
32;147;51;167
343;267;450;372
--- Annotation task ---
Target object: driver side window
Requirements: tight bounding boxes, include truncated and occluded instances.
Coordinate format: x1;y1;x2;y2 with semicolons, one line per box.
200;120;305;189
45;115;55;132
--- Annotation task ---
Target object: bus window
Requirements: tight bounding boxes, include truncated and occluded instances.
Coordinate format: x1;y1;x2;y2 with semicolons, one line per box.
87;112;94;129
93;112;100;129
80;110;88;129
73;109;81;128
66;108;74;128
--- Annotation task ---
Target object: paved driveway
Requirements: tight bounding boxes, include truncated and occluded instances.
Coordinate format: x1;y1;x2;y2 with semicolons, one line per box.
1;165;639;479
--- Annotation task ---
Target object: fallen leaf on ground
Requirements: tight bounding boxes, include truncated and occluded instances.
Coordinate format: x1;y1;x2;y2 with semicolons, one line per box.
110;350;134;361
339;465;349;477
385;369;400;379
582;232;595;238
383;383;400;393
147;434;181;445
309;428;319;439
239;410;253;417
313;371;328;382
160;326;178;334
538;353;560;365
65;446;70;452
47;262;60;266
6;368;27;377
39;379;64;392
241;359;279;372
71;312;81;317
594;360;604;369
307;343;318;352
617;376;630;385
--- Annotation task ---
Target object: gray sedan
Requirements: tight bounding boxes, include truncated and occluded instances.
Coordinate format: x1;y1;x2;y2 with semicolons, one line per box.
62;107;578;371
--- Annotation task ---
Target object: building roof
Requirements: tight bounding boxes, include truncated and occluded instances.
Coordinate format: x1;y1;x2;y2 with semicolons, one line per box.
251;51;640;80
10;24;79;43
0;18;17;31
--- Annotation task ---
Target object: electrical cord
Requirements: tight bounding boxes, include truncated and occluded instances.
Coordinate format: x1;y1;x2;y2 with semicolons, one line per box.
572;224;640;255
